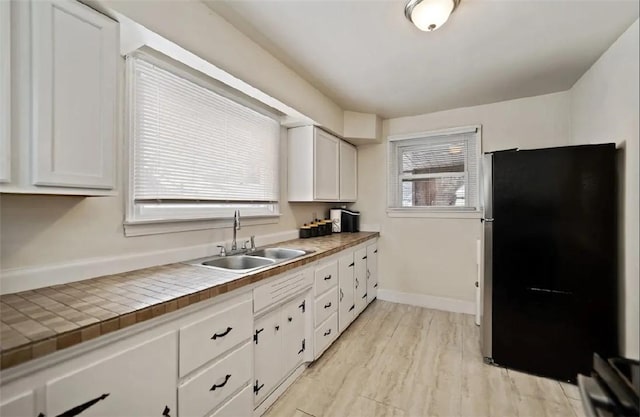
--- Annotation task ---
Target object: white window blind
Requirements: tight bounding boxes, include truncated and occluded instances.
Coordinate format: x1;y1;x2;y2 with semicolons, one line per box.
127;54;280;223
388;128;480;211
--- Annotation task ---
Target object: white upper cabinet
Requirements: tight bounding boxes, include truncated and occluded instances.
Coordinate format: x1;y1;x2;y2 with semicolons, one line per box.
31;0;117;189
339;140;357;201
288;125;357;202
0;0;118;195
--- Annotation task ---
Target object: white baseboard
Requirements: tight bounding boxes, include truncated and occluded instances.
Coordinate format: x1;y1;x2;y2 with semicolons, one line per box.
0;230;299;295
377;288;475;315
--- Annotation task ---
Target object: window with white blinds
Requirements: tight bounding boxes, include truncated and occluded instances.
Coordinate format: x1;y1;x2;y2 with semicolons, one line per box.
126;54;280;223
388;127;481;212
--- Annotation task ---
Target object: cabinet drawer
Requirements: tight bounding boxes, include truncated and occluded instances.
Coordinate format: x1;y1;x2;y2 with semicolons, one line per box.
179;342;252;417
314;287;338;327
180;298;252;377
210;384;252;417
314;313;338;358
314;261;338;296
254;268;313;313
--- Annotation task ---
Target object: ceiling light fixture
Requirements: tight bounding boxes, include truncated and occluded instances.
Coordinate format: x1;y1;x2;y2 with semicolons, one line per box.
405;0;460;32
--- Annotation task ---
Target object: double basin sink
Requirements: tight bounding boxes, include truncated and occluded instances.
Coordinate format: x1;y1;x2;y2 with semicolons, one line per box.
189;248;311;273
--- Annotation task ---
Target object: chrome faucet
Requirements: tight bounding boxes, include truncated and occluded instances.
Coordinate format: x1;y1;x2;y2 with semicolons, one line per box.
231;209;241;251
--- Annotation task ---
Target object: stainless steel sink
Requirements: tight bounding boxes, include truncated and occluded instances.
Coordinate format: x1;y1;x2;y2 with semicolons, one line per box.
200;255;275;272
247;248;307;260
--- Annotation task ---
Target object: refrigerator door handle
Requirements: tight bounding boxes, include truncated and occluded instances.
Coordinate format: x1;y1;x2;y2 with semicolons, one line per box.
482;218;494;223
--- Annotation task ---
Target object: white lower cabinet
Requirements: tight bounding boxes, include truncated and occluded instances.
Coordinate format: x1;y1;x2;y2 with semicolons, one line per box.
0;391;35;417
178;342;252;417
338;252;355;333
210;384;252;417
366;243;379;303
253;292;308;407
314;312;338;356
46;332;177;417
354;247;368;315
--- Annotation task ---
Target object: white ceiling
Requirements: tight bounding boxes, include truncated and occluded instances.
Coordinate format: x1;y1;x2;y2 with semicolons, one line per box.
204;0;639;119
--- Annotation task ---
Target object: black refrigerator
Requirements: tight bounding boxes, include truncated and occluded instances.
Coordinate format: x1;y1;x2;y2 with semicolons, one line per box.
481;143;618;382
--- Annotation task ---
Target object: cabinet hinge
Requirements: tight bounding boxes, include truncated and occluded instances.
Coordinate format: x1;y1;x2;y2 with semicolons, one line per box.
254;380;265;395
298;300;306;313
254;328;264;344
298;339;306;355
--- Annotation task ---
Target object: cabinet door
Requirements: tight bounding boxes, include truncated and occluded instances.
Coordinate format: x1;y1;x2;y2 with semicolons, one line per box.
253;308;282;406
281;295;307;376
31;0;117;189
338;252;355;333
367;243;378;303
0;0;10;183
313;129;340;200
46;332;177;417
354;248;368;315
339;141;357;201
0;391;35;417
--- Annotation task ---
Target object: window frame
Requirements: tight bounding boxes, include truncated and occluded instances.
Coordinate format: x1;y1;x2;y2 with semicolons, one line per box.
123;50;282;236
387;125;482;219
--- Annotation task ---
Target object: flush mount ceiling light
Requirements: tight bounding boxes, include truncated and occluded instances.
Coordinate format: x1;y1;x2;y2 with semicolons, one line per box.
405;0;460;32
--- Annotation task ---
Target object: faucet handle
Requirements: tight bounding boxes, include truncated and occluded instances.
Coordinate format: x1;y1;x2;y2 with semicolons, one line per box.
216;245;227;256
242;240;251;250
250;235;256;251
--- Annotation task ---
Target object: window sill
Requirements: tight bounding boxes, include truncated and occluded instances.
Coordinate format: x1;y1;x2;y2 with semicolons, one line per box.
124;215;281;237
386;208;482;219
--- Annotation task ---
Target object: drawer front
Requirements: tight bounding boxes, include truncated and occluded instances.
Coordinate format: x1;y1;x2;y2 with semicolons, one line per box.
210;384;252;417
254;268;313;313
180;299;252;377
314;287;338;327
314;313;338;358
314;260;338;295
179;342;252;417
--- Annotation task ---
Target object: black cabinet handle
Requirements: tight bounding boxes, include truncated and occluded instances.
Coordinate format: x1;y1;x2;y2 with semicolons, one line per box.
38;414;46;417
254;328;264;344
367;270;370;279
374;283;378;288
288;316;293;322
355;278;359;288
349;304;355;312
57;393;110;417
348;262;354;267
211;326;232;340
374;249;378;254
298;339;306;354
324;302;332;309
210;374;231;391
362;255;367;260
254;380;265;395
339;288;344;301
362;293;367;299
324;275;332;280
162;405;171;417
275;325;280;331
324;329;332;336
298;300;306;313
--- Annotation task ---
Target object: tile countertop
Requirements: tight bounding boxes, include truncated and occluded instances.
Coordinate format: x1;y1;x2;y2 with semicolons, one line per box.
0;232;379;370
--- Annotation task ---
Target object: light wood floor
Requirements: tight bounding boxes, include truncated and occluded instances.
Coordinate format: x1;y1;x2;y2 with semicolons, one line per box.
264;300;585;417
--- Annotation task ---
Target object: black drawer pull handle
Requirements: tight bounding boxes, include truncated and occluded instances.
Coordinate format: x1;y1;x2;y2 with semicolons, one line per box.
324;274;332;280
349;304;355;312
288;316;293;322
362;256;367;260
210;374;231;391
374;249;378;254
324;302;332;308
211;327;232;340
58;393;110;417
254;380;265;395
374;283;378;288
355;278;359;288
362;293;367;299
348;262;354;267
340;288;344;301
324;329;332;336
275;325;280;331
162;405;171;417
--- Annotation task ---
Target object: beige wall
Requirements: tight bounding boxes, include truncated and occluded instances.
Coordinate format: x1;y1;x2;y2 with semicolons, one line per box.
569;20;639;359
93;0;344;134
354;91;572;303
0;129;332;277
